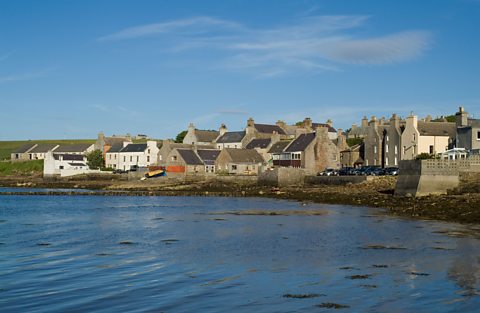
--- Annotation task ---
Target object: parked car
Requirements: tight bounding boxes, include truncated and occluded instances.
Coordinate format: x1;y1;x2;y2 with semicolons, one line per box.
338;167;354;176
113;169;128;174
385;167;399;175
318;168;338;176
129;165;139;172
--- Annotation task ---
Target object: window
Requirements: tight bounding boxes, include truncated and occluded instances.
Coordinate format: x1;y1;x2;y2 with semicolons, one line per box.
115;155;117;160
374;146;377;154
231;164;237;170
429;145;434;154
136;156;139;162
413;133;416;141
386;157;389;166
109;155;112;160
172;155;177;161
159;155;162;161
147;156;150;162
291;153;301;160
130;156;133;162
395;157;398;165
395;145;398;154
59;166;64;170
385;144;389;153
386;135;389;142
252;165;256;170
148;149;150;154
123;156;126;162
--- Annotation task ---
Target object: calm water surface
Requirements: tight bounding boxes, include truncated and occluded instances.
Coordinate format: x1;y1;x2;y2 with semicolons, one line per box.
1;191;480;312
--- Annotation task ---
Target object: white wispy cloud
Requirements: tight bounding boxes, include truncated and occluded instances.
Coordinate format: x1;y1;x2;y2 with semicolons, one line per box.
0;67;56;84
99;15;432;77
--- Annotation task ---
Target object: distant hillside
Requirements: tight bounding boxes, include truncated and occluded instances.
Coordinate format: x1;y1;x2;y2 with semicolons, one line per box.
0;139;95;160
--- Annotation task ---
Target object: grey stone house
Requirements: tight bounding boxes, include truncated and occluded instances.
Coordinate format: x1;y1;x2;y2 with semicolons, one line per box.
215;131;250;149
182;123;221;145
197;149;221;173
165;148;205;174
363;116;386;166
215;148;265;175
270;127;345;175
11;143;38;161
456;106;480;153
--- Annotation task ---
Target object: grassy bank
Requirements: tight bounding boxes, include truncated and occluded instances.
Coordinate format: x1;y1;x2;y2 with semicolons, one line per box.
0;160;43;176
0;139;95;160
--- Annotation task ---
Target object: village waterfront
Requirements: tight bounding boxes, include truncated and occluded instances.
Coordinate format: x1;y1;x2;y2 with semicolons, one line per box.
2;192;480;312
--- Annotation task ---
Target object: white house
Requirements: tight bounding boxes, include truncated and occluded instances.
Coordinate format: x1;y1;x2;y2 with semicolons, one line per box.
113;141;159;171
44;151;91;177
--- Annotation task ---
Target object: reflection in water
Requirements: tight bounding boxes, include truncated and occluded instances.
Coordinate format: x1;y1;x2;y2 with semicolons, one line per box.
0;194;480;312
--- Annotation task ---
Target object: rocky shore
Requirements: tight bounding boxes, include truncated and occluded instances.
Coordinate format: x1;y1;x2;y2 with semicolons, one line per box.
1;175;480;224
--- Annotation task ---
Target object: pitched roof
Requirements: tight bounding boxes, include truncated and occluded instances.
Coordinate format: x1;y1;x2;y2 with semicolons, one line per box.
312;123;337;133
268;141;292;154
284;133;316;152
246;138;271;149
224;148;264;163
177;149;204;165
54;144;93;153
13;143;36;153
417;122;456;138
254;123;286;135
106;143;124;153
197;149;220;165
29;144;59;153
105;137;129;146
468;118;480;128
195;130;219;142
120;143;147;153
216;131;246;143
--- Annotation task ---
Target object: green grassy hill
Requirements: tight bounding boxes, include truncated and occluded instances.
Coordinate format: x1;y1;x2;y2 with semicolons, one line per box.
0;160;44;176
0;139;95;160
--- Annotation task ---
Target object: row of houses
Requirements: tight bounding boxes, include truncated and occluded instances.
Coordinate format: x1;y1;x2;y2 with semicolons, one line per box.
341;107;480;168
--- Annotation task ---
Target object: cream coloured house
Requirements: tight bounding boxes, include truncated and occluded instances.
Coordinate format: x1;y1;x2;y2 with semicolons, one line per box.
401;114;455;160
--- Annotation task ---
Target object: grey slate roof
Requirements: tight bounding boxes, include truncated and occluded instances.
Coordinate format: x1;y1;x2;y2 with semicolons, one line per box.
224;148;264;163
54;144;93;153
107;143;124;153
468;118;480;128
312;123;337;133
284;133;316;152
417;122;456;138
254;124;286;135
29;144;59;153
216;131;246;143
195;130;219;142
177;149;204;165
268;141;292;154
197;149;220;165
13;143;36;153
120;143;147;153
246;138;271;149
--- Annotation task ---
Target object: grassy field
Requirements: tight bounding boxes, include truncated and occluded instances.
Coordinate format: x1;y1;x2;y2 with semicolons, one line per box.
0;160;44;176
0;139;95;160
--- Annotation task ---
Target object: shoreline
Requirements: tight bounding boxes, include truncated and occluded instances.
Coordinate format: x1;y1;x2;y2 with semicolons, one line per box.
1;175;479;224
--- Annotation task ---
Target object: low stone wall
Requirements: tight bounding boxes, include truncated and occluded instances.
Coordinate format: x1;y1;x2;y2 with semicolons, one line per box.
305;175;370;185
395;158;480;197
258;168;305;187
207;175;258;185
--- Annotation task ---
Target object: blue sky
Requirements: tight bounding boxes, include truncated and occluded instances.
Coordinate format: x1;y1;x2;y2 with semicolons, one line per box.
1;0;479;140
